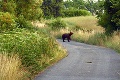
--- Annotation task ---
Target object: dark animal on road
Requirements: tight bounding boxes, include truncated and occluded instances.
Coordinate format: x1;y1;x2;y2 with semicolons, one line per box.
62;32;73;42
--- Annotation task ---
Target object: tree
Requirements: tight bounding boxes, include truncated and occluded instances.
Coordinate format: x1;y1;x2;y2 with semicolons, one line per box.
15;0;43;20
84;0;104;15
96;0;104;17
0;0;16;14
63;0;85;10
98;0;120;34
0;0;43;31
0;0;43;21
41;0;63;18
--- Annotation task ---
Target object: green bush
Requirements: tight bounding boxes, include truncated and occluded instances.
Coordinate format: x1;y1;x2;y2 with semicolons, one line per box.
49;18;66;30
0;12;16;32
16;15;33;29
0;28;62;74
62;9;91;17
0;1;16;14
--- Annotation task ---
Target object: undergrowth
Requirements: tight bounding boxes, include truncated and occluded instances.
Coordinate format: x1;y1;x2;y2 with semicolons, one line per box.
0;28;67;79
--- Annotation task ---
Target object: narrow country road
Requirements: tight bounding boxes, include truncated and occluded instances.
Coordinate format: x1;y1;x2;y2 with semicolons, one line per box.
34;39;120;80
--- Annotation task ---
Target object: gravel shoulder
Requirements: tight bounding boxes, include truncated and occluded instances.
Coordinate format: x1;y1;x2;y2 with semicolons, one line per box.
35;39;120;80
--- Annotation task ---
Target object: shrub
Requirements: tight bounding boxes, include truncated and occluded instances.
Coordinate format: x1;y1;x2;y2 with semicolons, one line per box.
49;18;66;30
0;28;66;75
62;9;91;17
16;15;33;29
0;12;16;32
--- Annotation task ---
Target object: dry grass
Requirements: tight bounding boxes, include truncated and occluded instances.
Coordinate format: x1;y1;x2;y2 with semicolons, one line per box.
72;30;96;42
62;16;104;32
51;16;120;53
110;32;120;44
105;32;120;52
31;21;46;28
0;54;28;80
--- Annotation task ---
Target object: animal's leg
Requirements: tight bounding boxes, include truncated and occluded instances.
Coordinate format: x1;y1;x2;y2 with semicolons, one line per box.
67;38;70;42
63;38;65;42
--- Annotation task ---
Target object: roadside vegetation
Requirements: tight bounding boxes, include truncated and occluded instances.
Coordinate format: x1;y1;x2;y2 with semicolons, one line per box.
0;0;120;80
49;16;120;53
0;22;67;80
0;0;67;80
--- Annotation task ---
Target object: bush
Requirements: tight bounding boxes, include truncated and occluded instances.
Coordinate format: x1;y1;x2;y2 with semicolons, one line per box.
62;9;91;17
49;18;66;30
98;0;120;34
16;15;33;29
0;12;16;32
0;28;66;75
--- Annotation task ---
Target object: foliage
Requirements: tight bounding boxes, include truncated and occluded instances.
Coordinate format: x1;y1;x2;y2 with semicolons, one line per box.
84;0;104;15
96;0;105;17
0;0;43;21
62;9;91;17
15;0;43;21
41;0;63;18
15;15;33;29
0;0;67;79
0;12;16;32
0;0;16;14
48;18;66;30
98;0;120;34
0;28;66;75
63;0;105;15
0;0;43;32
51;16;120;53
63;0;85;10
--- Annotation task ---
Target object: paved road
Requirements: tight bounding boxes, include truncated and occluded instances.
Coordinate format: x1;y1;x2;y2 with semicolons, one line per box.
34;40;120;80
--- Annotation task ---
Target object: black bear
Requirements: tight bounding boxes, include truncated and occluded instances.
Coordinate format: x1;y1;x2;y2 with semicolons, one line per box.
62;32;73;42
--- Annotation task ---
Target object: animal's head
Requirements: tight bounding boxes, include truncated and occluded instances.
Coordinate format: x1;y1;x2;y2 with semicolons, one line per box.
69;32;73;35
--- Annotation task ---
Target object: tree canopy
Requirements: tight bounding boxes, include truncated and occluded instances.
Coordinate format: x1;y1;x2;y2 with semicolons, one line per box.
98;0;120;34
41;0;63;18
0;0;43;21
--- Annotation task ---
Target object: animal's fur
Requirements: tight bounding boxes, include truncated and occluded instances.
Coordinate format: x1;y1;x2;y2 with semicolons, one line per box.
62;32;73;42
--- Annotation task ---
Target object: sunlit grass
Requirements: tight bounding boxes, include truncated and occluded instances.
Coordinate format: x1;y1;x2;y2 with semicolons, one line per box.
105;32;120;52
62;16;104;32
50;16;120;53
0;54;28;80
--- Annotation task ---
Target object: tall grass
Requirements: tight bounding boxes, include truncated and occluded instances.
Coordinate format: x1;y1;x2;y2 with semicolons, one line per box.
105;32;120;52
50;16;120;53
62;16;104;32
0;54;28;80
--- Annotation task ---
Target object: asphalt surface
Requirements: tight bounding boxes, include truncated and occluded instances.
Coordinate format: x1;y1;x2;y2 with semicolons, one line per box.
34;39;120;80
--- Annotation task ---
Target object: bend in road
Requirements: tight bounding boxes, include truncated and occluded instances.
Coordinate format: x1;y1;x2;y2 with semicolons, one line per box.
35;40;120;80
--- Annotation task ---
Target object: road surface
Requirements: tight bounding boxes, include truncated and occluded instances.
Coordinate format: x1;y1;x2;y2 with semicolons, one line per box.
34;39;120;80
